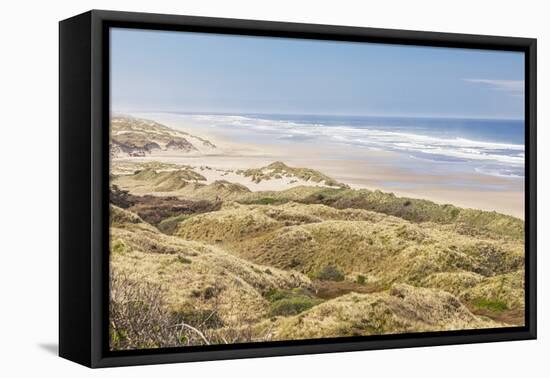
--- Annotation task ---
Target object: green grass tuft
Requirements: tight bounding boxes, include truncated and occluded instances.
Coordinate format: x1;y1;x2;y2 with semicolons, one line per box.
111;239;127;254
265;288;323;316
473;298;508;313
157;214;192;234
269;296;323;316
312;266;345;282
256;197;276;205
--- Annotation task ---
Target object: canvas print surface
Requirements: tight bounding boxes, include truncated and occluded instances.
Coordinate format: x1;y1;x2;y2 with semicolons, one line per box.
108;28;525;351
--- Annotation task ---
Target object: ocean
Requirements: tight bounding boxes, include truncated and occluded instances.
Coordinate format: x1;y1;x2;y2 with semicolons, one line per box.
142;112;525;180
185;113;525;180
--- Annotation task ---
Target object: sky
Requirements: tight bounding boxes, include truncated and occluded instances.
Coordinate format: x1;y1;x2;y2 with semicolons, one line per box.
111;28;525;119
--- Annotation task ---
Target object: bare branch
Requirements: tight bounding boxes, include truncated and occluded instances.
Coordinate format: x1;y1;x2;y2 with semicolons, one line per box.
172;322;211;345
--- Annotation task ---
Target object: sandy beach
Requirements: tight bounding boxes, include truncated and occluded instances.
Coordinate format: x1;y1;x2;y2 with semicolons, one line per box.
121;113;525;219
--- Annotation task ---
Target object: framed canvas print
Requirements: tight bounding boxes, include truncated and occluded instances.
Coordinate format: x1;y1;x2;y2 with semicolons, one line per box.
59;10;537;368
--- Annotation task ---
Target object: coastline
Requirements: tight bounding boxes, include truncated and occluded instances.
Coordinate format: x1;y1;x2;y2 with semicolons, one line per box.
121;112;525;219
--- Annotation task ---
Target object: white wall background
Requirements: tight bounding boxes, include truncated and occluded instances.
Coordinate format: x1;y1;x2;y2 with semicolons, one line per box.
0;0;547;376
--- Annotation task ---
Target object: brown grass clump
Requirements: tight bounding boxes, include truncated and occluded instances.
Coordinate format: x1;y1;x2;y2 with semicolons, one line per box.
110;185;221;226
110;271;190;350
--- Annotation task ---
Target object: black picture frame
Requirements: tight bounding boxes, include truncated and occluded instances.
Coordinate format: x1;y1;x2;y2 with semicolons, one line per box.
59;9;537;368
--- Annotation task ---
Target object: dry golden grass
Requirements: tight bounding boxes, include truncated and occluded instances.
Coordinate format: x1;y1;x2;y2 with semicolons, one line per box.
114;171;251;200
111;205;312;330
236;161;347;188
113;158;523;242
258;284;502;341
460;270;525;312
109;200;523;349
108;157;526;348
173;202;524;287
420;271;485;296
240;187;524;241
111;161;184;175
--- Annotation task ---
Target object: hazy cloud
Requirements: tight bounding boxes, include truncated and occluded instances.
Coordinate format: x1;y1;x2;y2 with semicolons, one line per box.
464;79;524;96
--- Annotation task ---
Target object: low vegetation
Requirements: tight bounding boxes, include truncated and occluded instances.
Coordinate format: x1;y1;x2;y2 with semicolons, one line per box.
311;266;345;282
257;284;501;341
110;185;220;226
172;202;523;288
108;156;525;350
110;116;216;158
237;161;347;188
265;288;323;317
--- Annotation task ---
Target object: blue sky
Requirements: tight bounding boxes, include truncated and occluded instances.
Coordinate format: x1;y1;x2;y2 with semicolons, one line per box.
111;28;525;119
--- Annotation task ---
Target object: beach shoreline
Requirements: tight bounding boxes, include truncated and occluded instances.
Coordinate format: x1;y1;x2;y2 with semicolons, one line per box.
118;113;525;219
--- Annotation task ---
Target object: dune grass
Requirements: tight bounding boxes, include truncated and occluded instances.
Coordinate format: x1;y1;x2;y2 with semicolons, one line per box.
108;159;525;349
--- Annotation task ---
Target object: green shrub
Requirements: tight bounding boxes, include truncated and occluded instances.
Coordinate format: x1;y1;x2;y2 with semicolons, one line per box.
265;288;311;302
256;197;276;205
269;297;322;316
313;266;345;281
265;288;321;317
356;274;366;285
265;288;287;302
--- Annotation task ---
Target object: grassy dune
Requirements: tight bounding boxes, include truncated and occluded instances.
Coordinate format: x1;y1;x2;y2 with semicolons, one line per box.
113;163;524;240
114;169;251;200
173;202;523;281
110;116;216;157
236;161;348;188
257;284;500;341
238;186;524;241
110;205;312;349
109;160;525;350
